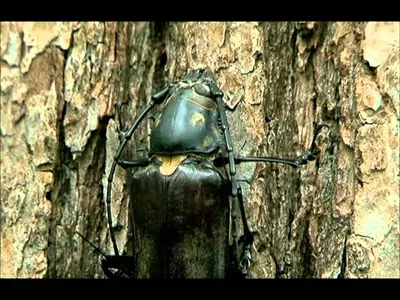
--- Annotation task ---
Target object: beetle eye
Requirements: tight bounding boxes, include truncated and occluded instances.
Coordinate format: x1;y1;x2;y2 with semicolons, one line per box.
197;69;204;78
194;83;211;97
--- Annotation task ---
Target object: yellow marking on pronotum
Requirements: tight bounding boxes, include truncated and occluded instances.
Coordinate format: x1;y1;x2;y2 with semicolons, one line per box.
157;155;188;176
190;112;205;127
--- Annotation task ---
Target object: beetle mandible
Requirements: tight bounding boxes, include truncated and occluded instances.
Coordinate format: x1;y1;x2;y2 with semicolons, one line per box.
78;68;325;279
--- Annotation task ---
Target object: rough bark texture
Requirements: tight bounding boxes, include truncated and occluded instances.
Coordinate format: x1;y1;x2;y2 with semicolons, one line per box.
1;22;398;278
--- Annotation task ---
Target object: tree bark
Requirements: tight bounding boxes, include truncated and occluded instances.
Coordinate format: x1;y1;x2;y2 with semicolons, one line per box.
1;22;398;278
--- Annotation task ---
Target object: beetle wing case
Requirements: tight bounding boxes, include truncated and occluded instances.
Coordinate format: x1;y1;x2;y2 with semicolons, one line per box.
130;156;229;278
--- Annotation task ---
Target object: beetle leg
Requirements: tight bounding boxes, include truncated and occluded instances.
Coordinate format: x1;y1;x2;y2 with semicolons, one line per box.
214;124;326;278
208;80;242;269
101;255;136;279
214;124;328;168
116;159;149;169
237;184;254;278
152;83;174;104
75;231;136;278
230;191;240;269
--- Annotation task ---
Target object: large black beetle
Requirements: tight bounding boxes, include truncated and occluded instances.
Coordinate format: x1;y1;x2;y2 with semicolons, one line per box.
79;69;325;279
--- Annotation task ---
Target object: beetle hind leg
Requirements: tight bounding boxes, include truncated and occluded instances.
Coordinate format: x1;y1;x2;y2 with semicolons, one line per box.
101;255;136;279
237;183;254;278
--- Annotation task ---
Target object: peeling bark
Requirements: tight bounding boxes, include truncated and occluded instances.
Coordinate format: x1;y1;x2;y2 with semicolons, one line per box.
1;21;398;278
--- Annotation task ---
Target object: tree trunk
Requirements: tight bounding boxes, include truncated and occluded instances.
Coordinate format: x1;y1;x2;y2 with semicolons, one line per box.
1;22;398;278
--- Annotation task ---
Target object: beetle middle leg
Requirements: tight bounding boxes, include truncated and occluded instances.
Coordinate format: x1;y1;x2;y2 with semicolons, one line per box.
214;123;328;169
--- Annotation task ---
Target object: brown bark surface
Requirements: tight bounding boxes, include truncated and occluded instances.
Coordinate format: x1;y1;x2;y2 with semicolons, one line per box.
1;22;398;278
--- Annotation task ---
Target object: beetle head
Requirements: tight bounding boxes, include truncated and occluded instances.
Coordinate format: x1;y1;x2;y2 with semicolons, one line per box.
182;68;216;83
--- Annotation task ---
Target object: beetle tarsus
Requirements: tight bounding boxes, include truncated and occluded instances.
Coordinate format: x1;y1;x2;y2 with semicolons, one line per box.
101;255;136;279
239;244;252;278
293;123;328;166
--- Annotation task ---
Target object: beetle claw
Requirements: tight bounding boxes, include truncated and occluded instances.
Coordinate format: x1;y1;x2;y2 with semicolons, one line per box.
239;248;252;278
100;255;136;279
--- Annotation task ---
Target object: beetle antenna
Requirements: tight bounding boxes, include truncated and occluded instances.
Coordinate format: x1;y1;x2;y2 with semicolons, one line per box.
75;231;107;258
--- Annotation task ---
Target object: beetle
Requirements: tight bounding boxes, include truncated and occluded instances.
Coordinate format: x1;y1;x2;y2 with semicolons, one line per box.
78;69;325;279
